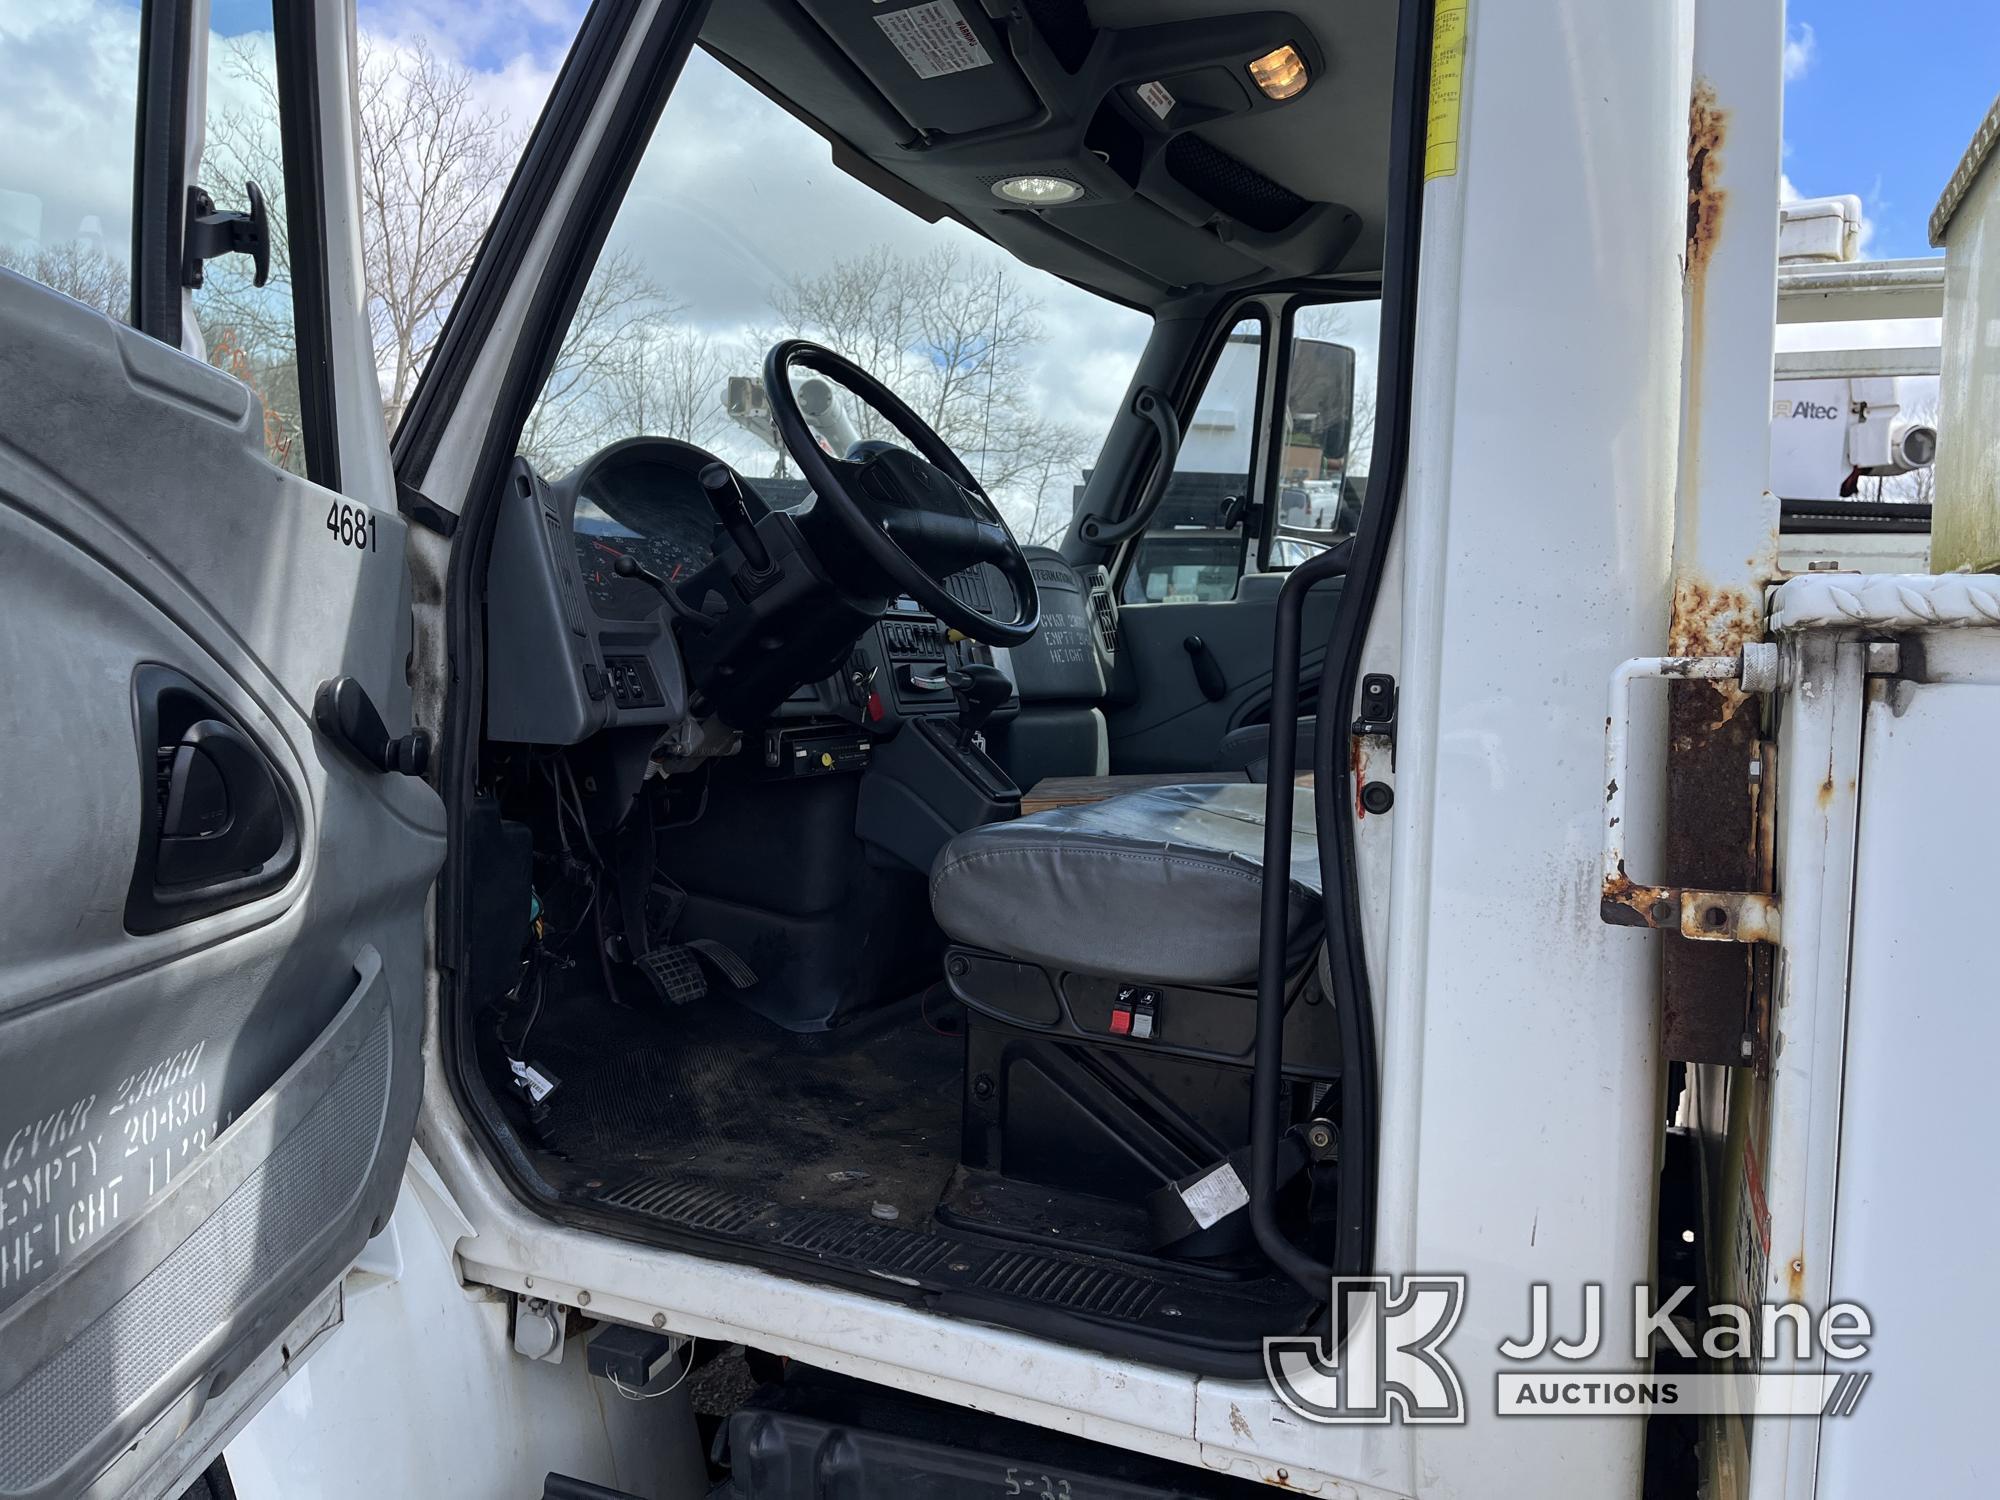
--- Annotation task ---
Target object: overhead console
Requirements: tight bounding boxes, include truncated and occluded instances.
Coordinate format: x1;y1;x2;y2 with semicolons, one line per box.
705;0;1384;300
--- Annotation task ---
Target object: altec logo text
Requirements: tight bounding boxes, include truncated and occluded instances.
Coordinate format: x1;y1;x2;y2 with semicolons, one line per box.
1263;1278;1873;1423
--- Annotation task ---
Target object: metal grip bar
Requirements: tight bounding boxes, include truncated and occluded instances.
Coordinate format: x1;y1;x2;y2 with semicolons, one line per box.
1251;544;1352;1295
1078;388;1183;545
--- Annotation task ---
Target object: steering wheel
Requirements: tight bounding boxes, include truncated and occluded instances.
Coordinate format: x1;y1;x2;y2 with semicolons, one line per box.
763;339;1040;647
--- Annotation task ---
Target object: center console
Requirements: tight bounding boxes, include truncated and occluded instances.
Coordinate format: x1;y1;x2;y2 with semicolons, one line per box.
739;576;1025;874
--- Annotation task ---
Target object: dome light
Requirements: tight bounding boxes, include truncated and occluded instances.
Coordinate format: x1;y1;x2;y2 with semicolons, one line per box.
1247;44;1310;101
991;174;1085;206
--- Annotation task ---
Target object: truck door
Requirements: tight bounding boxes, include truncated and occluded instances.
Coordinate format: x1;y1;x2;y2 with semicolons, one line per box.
1104;297;1372;772
0;6;441;1495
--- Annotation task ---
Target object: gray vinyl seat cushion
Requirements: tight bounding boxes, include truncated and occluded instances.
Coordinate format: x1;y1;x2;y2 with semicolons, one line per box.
929;782;1323;988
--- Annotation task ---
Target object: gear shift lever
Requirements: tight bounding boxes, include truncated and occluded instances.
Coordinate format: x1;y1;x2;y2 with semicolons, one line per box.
945;663;1011;751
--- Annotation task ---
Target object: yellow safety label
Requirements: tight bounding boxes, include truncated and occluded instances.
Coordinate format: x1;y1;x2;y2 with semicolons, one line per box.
1424;0;1469;181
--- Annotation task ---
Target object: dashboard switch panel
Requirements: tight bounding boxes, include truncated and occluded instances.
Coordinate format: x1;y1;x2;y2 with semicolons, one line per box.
602;655;664;710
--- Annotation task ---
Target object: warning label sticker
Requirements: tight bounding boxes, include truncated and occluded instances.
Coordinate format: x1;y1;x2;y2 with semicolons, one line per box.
1136;80;1177;120
874;1;994;79
1424;0;1469;180
1180;1161;1250;1230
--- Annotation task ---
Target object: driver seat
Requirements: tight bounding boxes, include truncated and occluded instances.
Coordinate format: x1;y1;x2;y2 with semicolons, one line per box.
928;781;1322;989
926;781;1337;1262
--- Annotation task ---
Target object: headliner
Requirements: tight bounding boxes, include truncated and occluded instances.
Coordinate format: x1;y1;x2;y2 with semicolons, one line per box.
701;0;1397;310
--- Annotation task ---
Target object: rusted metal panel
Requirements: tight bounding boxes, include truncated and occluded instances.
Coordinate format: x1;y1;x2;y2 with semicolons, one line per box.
1600;651;1781;955
1662;678;1763;1059
1686;81;1726;283
1662;53;1785;1064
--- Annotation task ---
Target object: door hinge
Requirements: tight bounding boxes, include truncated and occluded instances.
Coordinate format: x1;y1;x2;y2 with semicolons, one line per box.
1600;646;1782;944
182;181;270;290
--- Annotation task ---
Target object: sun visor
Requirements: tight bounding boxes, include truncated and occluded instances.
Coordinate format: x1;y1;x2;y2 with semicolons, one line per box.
796;0;1041;137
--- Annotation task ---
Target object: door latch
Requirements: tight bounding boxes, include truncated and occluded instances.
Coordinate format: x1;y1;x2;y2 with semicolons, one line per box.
1351;672;1397;746
182;180;271;290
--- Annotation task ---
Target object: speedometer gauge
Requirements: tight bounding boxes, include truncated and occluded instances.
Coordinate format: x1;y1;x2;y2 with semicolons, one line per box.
572;491;717;620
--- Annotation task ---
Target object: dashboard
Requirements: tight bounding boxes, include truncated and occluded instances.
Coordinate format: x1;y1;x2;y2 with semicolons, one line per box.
571;459;725;621
484;434;1068;753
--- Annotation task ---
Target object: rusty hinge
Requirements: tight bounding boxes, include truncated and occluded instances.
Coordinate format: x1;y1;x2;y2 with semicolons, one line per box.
1601;645;1782;944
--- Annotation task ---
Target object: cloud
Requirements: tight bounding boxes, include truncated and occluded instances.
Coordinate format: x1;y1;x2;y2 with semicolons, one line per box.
1782;22;1817;83
1;6;1378;521
0;2;146;253
601;48;1156;479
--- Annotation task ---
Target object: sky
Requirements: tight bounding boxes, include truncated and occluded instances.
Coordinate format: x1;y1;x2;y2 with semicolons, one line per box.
1780;2;1999;259
0;1;1983;465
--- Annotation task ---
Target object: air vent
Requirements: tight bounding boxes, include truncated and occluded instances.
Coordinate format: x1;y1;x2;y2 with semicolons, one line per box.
1085;566;1118;658
1164;133;1310;235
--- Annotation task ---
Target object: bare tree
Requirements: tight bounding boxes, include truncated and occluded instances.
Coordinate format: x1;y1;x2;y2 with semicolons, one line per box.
614;323;732;450
768;245;1094;535
198;36;522;435
357;38;518;427
517;252;674;472
1009;418;1096;545
0;239;131;317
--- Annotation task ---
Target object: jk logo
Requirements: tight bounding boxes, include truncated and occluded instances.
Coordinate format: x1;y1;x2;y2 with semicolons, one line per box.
1264;1276;1467;1424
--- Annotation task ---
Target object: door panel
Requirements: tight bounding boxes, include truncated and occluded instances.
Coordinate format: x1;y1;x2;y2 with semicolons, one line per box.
0;274;441;1496
1104;575;1344;773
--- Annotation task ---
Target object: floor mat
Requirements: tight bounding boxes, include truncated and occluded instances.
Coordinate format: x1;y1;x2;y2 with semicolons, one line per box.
500;983;964;1227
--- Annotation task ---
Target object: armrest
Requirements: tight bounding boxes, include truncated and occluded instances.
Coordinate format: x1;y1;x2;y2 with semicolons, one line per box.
1218;717;1319;782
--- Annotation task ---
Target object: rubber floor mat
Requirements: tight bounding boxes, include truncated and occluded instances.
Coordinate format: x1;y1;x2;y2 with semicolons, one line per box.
505;985;963;1225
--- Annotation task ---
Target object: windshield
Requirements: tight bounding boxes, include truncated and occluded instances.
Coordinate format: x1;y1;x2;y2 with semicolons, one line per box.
521;47;1153;546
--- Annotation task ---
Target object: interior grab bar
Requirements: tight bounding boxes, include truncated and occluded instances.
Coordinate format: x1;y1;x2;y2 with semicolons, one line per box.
1077;387;1183;545
1251;540;1352;1297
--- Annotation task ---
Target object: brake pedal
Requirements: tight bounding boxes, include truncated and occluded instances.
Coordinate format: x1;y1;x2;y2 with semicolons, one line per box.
636;944;708;1006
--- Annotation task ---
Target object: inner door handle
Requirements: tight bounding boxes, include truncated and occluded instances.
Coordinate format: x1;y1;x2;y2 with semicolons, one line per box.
155;719;287;886
125;664;301;933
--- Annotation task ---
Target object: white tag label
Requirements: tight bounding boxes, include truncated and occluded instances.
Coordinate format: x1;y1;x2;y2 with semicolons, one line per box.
875;1;994;79
1137;80;1177;120
1179;1161;1250;1229
510;1059;558;1104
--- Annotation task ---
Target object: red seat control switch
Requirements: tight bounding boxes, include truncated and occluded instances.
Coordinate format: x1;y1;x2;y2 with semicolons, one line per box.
1111;985;1159;1040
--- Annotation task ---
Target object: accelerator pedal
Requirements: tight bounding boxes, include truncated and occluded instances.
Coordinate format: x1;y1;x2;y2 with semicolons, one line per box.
686;937;758;989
